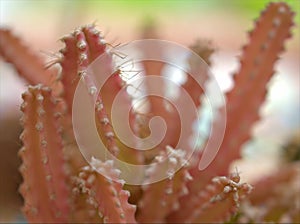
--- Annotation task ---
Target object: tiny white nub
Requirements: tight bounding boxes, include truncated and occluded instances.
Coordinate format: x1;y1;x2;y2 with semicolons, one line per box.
35;122;43;131
89;86;97;95
77;40;87;50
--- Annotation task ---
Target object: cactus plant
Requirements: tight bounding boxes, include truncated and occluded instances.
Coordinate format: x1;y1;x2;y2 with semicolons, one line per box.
0;2;298;223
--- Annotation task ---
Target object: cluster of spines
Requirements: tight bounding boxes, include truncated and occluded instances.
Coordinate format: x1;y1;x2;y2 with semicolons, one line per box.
72;158;136;223
186;173;252;223
137;146;192;222
241;162;300;223
167;172;252;223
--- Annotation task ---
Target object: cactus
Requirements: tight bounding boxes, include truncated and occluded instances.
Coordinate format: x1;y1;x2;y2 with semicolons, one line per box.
0;2;297;223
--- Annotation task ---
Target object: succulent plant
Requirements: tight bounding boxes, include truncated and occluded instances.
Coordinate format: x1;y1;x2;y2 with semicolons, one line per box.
0;2;298;223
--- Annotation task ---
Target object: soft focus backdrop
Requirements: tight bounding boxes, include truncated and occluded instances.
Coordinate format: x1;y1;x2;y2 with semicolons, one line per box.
0;0;299;222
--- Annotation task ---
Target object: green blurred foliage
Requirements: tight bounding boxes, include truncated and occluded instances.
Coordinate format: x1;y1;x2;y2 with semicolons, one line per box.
1;0;299;39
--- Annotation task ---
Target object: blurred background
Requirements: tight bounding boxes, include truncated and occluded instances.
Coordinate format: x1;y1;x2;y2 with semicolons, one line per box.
0;0;299;222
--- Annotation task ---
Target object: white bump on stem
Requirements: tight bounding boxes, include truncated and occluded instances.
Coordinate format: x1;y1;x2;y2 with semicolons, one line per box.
77;40;87;50
89;86;97;95
35;122;43;131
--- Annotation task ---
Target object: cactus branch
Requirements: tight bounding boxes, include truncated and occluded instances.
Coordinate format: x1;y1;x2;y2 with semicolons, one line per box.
0;29;56;86
213;2;295;173
19;85;70;223
169;2;295;221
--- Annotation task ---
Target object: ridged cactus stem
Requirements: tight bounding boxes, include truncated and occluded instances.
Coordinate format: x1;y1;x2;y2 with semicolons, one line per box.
58;25;108;116
168;2;295;222
0;29;57;88
19;85;70;223
212;2;294;173
94;92;120;156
